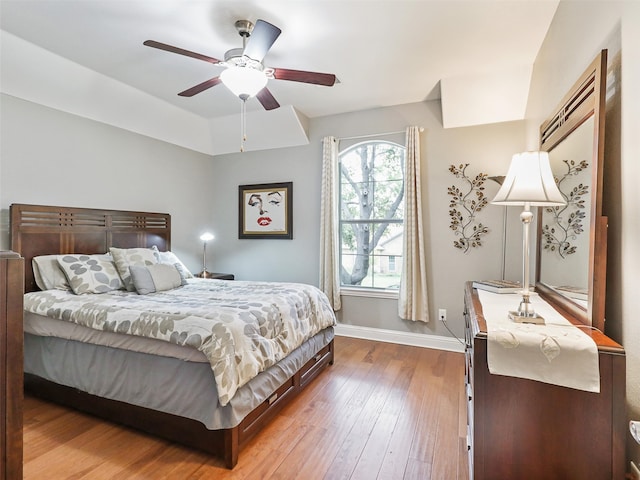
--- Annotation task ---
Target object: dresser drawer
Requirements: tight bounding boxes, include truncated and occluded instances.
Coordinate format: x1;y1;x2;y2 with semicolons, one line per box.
299;342;333;388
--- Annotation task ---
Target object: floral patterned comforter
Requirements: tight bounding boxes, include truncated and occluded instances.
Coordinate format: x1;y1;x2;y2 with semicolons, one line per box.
24;278;336;406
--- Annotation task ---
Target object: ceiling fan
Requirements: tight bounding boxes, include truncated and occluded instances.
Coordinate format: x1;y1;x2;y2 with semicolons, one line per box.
143;19;337;111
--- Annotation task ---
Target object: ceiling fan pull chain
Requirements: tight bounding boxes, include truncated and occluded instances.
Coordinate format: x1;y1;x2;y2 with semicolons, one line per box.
240;98;247;152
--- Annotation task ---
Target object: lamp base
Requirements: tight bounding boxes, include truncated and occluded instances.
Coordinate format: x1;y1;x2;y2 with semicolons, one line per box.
508;311;545;325
197;270;214;279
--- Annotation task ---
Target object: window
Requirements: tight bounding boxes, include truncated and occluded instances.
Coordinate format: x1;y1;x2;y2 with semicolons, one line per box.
339;140;405;289
388;255;397;272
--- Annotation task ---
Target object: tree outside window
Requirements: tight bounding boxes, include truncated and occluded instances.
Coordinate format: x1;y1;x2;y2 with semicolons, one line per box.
339;141;405;289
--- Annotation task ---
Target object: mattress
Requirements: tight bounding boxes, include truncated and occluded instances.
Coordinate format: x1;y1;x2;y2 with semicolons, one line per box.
24;311;208;363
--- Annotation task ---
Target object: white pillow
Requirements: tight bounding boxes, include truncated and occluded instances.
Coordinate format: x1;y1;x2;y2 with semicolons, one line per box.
151;246;194;278
32;255;70;291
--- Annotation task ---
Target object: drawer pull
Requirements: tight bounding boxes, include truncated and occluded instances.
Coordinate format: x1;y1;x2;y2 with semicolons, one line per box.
314;353;323;362
268;393;278;405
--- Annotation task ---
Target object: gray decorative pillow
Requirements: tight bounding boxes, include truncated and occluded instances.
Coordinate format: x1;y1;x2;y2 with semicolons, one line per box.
129;263;186;295
110;247;158;291
57;254;123;294
151;246;194;278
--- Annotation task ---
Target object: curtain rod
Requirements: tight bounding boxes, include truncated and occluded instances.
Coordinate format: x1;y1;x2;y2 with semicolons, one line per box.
338;127;424;142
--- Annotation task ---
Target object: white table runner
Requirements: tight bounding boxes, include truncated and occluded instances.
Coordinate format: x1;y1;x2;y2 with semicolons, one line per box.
478;289;600;392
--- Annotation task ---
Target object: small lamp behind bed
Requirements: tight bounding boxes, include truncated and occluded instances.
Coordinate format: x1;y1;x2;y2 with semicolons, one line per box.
198;232;215;278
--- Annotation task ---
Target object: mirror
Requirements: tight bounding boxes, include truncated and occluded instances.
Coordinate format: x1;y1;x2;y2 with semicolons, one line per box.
539;118;593;300
536;50;608;332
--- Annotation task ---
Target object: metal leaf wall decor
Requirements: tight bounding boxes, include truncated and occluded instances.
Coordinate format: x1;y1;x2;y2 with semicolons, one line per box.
541;159;589;258
448;164;489;252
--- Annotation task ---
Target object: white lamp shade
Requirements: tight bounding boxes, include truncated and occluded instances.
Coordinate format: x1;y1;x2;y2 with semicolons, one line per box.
220;67;268;99
491;151;565;206
200;233;214;242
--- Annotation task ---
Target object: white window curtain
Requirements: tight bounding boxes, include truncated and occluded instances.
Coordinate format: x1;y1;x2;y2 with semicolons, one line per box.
398;126;429;322
319;136;341;310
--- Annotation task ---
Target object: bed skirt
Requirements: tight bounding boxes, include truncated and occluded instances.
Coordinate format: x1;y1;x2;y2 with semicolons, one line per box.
24;327;335;430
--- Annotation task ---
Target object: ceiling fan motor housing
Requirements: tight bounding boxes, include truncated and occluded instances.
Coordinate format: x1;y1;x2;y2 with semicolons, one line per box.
222;50;268;75
224;20;266;71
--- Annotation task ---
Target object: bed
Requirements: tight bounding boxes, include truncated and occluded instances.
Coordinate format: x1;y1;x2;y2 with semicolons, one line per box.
10;203;336;468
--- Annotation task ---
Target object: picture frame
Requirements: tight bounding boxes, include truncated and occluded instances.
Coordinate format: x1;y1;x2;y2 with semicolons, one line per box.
238;182;293;239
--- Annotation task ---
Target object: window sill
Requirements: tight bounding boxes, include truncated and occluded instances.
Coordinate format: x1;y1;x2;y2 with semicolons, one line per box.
341;287;399;300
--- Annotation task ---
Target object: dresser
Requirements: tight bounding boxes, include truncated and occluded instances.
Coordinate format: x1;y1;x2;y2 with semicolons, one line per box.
1;252;24;480
464;282;625;480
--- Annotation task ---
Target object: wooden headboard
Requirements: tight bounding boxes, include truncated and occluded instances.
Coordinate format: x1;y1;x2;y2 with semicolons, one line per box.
10;204;171;293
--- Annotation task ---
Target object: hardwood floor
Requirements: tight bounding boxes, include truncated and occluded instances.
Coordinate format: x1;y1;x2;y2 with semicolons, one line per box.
23;336;469;479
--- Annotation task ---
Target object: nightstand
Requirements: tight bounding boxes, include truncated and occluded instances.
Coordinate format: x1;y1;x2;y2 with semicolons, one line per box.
194;272;234;280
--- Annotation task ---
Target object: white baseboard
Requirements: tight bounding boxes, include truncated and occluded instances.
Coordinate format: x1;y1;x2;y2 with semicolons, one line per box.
334;323;465;353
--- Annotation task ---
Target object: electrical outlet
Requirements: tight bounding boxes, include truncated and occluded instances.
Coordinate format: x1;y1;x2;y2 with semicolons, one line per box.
630;461;640;480
438;309;447;322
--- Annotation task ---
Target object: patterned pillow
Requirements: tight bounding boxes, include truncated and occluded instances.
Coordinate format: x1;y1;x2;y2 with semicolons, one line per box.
110;247;158;291
57;254;123;294
129;263;187;295
151;246;194;278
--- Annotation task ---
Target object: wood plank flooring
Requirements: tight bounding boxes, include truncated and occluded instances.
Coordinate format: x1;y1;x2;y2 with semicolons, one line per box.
22;336;469;480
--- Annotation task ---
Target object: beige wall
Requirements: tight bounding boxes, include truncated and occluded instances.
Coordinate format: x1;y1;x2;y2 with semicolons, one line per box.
525;0;640;464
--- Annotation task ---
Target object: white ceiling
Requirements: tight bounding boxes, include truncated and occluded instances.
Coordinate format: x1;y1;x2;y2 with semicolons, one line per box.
0;0;559;124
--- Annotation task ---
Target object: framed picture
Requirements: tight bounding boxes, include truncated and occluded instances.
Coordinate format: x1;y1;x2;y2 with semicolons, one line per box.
239;182;293;239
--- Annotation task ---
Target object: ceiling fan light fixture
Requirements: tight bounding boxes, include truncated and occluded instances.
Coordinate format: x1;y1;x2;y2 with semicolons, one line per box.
220;66;268;99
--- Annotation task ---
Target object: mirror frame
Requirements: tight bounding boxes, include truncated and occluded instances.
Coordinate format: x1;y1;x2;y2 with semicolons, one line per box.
536;50;608;332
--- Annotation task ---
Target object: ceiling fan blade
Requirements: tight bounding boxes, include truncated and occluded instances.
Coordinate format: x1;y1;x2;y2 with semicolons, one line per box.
178;77;222;97
272;68;336;86
256;88;280;110
143;40;221;64
243;20;281;62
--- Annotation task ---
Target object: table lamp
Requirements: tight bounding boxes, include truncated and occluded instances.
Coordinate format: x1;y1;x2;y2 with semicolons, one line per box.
491;151;565;323
199;232;214;278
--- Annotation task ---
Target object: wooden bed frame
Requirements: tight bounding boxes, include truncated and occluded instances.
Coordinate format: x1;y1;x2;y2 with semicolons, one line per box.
10;203;334;468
